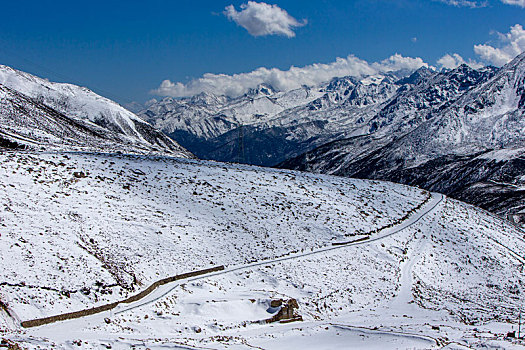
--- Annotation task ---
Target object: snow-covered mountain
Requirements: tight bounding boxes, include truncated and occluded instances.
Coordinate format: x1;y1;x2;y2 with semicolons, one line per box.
1;151;525;349
140;64;502;166
139;56;524;224
139;72;421;165
281;53;525;226
0;65;193;157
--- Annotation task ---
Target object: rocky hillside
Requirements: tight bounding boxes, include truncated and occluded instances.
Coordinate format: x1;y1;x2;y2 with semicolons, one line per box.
281;53;525;226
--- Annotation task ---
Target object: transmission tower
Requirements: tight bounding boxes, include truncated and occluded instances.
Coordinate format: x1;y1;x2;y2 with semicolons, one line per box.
237;123;245;164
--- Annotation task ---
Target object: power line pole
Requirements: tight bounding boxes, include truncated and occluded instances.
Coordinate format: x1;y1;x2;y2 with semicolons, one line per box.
237;123;245;164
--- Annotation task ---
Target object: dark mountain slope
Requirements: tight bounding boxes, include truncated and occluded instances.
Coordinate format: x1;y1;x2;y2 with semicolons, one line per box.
280;53;525;226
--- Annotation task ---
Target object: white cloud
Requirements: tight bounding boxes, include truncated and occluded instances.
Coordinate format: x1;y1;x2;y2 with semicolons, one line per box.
436;24;525;69
437;0;487;8
374;54;429;72
500;0;525;7
474;24;525;66
224;1;306;38
152;54;429;98
437;53;484;69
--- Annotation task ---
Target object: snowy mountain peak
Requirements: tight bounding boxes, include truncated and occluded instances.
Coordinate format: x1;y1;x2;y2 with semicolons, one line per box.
442;63;497;92
189;91;229;106
324;76;357;92
395;67;434;86
360;75;386;86
246;83;277;97
0;65;143;128
501;52;525;101
509;50;525;69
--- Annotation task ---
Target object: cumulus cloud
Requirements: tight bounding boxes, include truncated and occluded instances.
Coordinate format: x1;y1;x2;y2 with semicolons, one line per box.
500;0;525;7
474;24;525;66
224;1;306;37
152;54;429;98
437;53;484;69
375;54;429;72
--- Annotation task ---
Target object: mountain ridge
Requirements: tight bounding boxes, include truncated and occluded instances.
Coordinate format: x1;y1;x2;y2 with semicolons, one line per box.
280;53;525;226
0;65;193;157
140;63;499;166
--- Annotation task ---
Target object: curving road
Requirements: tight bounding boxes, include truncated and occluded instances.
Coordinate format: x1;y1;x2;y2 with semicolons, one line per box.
24;193;446;328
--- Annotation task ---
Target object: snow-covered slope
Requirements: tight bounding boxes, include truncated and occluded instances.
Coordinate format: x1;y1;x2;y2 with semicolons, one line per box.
0;65;193;157
0;151;428;322
1;151;525;349
281;53;525;226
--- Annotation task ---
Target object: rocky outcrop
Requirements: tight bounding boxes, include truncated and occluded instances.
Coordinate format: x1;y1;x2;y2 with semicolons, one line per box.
265;299;302;324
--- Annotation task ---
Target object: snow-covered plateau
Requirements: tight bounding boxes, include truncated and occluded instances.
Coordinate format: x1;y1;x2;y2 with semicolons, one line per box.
1;150;525;349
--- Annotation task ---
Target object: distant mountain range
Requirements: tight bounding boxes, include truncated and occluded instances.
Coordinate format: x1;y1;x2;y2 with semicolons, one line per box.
0;65;193;158
139;62;503;168
1;54;523;227
140;53;525;226
139;70;414;166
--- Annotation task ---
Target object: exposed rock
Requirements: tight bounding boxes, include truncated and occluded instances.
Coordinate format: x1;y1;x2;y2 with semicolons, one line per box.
266;298;302;324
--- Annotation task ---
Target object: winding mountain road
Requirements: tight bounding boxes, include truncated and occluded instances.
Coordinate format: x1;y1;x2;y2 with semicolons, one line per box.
23;192;445;329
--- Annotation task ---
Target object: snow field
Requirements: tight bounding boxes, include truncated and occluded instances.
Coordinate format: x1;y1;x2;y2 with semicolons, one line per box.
1;151;525;349
0;151;427;322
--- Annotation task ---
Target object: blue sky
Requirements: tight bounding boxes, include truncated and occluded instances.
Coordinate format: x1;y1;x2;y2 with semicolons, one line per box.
0;0;523;104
